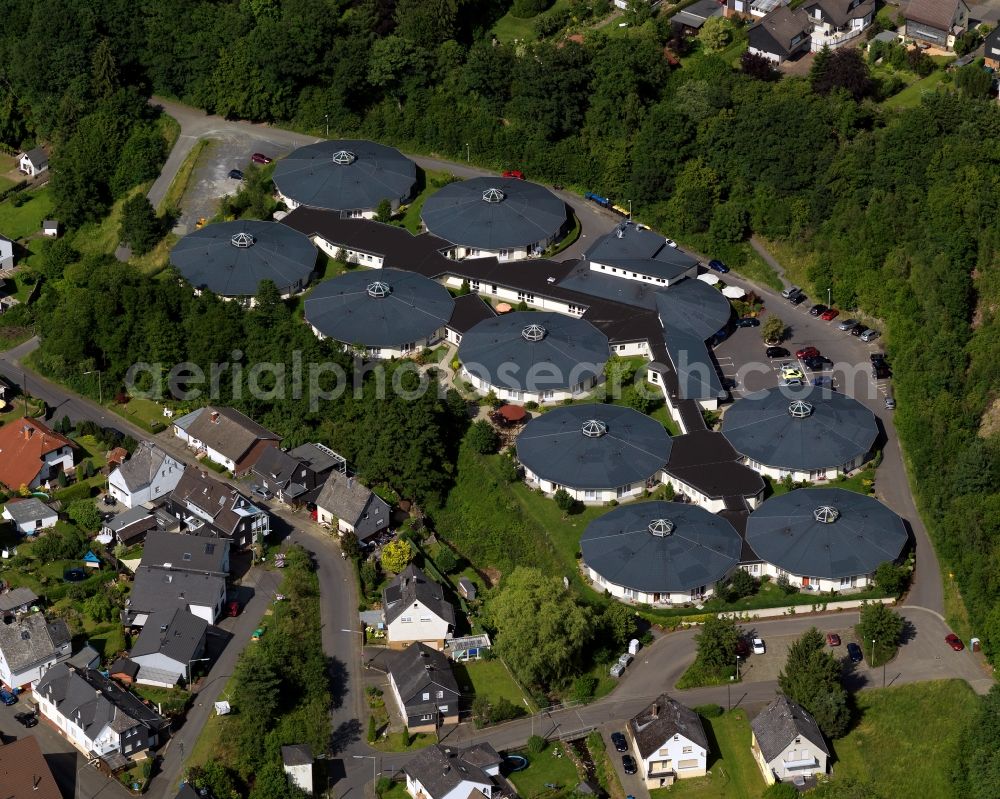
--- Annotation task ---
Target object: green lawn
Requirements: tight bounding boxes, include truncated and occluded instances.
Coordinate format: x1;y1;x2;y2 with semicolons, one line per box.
372;731;435;752
453;658;535;711
491;0;571;42
379;782;411;799
830;680;979;799
544;213;581;258
399;169;453;234
508;743;582;799
113;396;169;433
651;710;764;799
0;187;55;240
883;71;948;110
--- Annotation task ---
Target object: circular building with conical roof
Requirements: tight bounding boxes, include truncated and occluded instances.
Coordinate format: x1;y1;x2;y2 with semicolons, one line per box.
169;220;318;301
580;501;742;605
721;389;878;482
421;177;568;261
304;268;455;358
273;140;417;215
746;487;908;592
517;404;672;504
458;311;609;404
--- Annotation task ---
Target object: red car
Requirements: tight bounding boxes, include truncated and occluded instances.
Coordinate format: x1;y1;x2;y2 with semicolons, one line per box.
796;346;820;360
502;170;525;180
945;633;964;651
227;600;241;618
826;633;841;647
820;308;840;322
251;152;273;165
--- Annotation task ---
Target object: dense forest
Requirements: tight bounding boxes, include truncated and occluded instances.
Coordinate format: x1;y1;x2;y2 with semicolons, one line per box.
0;0;998;782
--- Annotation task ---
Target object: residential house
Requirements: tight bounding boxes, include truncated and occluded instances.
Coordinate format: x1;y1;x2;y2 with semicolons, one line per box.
2;497;57;535
252;442;345;505
748;6;811;62
903;0;970;50
985;25;1000;69
627;694;709;788
101;504;162;547
670;0;725;33
129;608;208;688
109;658;140;686
172;406;281;476
386;643;461;732
383;564;456;650
17;147;48;177
800;0;874;50
0;613;71;689
0;374;14;403
124;566;226;627
107;441;184;508
140;530;231;576
404;743;512;799
282;745;315;795
167;466;270;548
726;0;789;20
315;470;390;542
750;695;830;785
0;418;75;491
0;234;13;270
0;736;62;799
0;586;38;615
35;663;168;763
42;219;60;237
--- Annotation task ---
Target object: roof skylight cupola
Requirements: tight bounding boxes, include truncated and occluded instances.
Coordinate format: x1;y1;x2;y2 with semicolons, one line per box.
230;232;256;248
331;149;357;165
813;505;840;524
482;187;505;203
788;400;814;418
581;419;608;438
367;281;391;298
648;518;675;537
521;323;546;342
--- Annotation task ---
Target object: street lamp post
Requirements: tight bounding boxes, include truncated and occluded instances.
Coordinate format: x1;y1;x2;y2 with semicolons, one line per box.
628;200;632;220
736;654;741;681
353;754;378;798
827;286;832;306
325;114;329;137
465;143;470;163
83;369;102;405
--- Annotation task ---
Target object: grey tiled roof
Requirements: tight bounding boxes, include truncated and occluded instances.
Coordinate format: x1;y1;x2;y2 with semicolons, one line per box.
403;743;501;799
751;694;829;763
114;441;182;494
383;564;456;627
388;643;460;710
630;694;708;758
3;497;55;525
130;608;207;663
0;613;69;672
127;566;225;615
282;744;313;766
315;472;390;541
180;407;281;465
585;224;698;281
141;530;229;575
0;586;39;613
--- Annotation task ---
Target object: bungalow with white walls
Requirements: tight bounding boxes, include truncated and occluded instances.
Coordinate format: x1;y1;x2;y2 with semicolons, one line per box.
628;694;709;788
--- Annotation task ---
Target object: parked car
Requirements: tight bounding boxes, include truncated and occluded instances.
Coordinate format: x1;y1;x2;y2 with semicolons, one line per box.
251;485;272;500
780;377;804;387
809;304;827;316
847;642;863;663
838;318;859;331
804;357;829;372
622;755;638;775
884;395;896;410
945;633;965;651
820;308;840;322
251;152;272;164
708;259;730;273
228;600;241;617
872;364;892;380
781;286;801;299
0;688;17;706
826;633;841;647
780;365;804;380
850;324;865;337
812;376;834;389
228;168;244;180
752;637;765;655
664;238;678;248
870;353;888;365
611;732;628;753
15;711;37;727
795;346;820;360
789;292;807;305
502;170;525;180
766;346;789;359
860;328;880;342
737;317;760;328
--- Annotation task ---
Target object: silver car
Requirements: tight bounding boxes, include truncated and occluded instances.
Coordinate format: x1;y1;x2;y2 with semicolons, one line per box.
860;328;880;342
838;318;859;331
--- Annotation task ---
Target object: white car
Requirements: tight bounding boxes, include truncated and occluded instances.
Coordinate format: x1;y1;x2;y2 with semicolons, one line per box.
779;378;803;387
664;238;678;248
752;637;765;655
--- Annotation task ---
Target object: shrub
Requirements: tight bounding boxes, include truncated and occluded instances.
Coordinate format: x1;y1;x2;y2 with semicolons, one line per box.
512;0;553;17
527;734;547;754
53;482;93;504
435;547;458;574
570;674;598;703
467;420;499;455
695;704;724;718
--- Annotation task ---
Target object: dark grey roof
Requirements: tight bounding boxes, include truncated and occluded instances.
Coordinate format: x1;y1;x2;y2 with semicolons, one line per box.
315;471;391;541
0;586;38;612
282;744;314;766
746;488;908;579
751;695;829;763
22;146;47;167
517;404;671;490
105;506;157;542
109;658;140;679
252;446;302;488
141;531;229;575
114;442;181;494
0;613;69;672
273;139;417;212
131;608;207;663
383;564;456;627
722;389;878;472
287;442;343;474
904;0;964;29
403;743;501;799
458;311;608;393
3;497;55;525
449;293;497;334
422;177;567;250
801;0;874;27
69;645;101;669
665;327;726;401
388;643;460;709
671;0;725;27
170;220;317;298
175;785;203;799
749;6;810;57
586;223;698;282
305;267;455;348
630;694;709;758
664;429;765;500
581;501;742;592
127;566;225;615
655;278;732;341
557;261;662;309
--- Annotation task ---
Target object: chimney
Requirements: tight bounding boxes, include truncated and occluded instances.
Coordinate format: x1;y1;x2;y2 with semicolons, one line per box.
22;425;32;440
34;774;42;790
651;703;659;719
210;411;220;423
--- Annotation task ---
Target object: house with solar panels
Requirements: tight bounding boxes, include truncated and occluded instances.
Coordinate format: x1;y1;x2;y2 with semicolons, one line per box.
516;404;672;503
721;390;879;483
421;177;568;261
745;488;908;592
580;501;743;604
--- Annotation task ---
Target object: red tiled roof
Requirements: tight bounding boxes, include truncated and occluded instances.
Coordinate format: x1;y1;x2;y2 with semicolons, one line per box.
0;417;74;490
